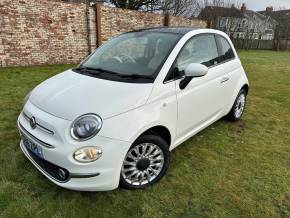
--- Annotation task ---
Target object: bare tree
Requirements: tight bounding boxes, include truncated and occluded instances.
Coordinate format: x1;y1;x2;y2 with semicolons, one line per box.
108;0;242;19
198;0;241;9
161;0;240;18
160;0;193;16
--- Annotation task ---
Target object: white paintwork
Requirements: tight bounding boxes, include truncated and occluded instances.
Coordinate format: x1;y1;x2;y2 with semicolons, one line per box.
29;70;153;120
184;63;208;77
18;29;249;191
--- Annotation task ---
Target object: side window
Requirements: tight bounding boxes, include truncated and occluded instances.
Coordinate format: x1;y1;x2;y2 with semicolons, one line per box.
216;36;235;62
175;34;219;73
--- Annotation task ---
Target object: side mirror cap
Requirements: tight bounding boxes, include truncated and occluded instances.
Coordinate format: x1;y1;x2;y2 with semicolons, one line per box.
180;63;208;90
184;63;208;78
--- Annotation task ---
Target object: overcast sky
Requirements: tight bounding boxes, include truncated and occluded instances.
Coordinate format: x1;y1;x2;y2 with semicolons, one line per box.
244;0;290;11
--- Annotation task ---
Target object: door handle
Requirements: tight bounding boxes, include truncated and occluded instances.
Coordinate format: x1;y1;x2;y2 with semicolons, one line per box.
221;76;229;83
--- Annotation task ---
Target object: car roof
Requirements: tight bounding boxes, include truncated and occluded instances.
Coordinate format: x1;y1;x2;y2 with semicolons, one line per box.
130;27;205;35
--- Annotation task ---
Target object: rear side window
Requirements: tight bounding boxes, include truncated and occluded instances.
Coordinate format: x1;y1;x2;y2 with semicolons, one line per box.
216;36;235;62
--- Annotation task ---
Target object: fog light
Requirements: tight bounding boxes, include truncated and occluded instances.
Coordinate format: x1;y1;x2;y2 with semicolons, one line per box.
73;147;102;163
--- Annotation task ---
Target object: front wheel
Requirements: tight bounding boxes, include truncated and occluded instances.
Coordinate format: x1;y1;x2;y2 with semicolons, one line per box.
227;89;247;121
119;134;170;190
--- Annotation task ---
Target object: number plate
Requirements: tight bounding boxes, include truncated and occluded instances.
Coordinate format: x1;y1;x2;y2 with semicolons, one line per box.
21;134;44;159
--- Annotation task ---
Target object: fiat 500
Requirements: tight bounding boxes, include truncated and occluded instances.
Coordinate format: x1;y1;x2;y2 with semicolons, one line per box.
18;27;249;191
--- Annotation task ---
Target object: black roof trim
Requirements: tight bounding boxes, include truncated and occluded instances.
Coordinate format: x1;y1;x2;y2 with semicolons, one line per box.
129;27;203;35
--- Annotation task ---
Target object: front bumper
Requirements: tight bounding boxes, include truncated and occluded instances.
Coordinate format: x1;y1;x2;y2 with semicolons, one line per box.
19;125;130;191
18;103;131;191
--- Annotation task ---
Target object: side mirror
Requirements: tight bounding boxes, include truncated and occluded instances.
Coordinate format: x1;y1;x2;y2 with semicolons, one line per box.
184;63;208;78
180;63;208;90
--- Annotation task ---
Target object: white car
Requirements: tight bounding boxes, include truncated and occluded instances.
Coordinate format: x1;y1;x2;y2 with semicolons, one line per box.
18;27;249;191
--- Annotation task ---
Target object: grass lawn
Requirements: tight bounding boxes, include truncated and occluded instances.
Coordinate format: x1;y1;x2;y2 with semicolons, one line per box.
0;50;289;217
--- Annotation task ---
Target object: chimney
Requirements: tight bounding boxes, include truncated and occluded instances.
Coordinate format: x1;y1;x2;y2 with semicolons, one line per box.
241;3;246;12
266;6;273;12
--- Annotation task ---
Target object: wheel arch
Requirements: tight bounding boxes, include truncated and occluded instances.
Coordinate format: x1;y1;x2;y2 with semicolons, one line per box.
225;80;249;115
137;125;171;147
241;84;249;94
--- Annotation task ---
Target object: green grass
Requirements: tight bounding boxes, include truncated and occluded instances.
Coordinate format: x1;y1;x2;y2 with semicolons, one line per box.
0;51;290;217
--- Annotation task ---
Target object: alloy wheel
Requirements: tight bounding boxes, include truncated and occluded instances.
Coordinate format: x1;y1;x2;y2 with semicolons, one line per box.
234;93;246;119
121;143;165;186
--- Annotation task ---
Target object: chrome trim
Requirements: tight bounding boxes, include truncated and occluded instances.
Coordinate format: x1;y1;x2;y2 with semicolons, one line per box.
70;113;102;141
70;172;100;178
22;112;54;135
221;76;230;83
20;142;100;183
18;122;55;148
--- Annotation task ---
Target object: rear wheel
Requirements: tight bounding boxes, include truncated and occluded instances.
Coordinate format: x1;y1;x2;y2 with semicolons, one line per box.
227;89;247;121
120;134;170;190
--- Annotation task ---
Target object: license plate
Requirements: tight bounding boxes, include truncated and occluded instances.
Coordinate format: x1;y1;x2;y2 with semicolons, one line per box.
21;134;44;159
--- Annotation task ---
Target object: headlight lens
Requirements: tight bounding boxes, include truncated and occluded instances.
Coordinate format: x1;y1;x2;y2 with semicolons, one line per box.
73;146;102;163
71;114;102;140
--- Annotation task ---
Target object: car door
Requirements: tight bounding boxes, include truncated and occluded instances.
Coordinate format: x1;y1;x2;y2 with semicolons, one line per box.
215;35;239;107
173;34;227;139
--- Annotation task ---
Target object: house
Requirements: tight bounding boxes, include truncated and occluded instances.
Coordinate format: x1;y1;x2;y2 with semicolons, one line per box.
259;7;290;40
198;4;277;40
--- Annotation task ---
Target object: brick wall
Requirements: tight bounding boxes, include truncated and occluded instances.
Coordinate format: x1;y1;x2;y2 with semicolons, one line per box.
97;5;207;45
0;1;206;67
0;0;97;67
168;15;207;28
98;5;164;44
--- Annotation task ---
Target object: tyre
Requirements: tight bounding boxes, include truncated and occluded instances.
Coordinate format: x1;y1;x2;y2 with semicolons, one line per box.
227;89;247;121
120;134;170;190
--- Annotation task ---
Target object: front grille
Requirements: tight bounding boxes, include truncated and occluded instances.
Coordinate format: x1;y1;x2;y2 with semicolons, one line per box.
19;123;69;182
19;122;54;148
22;112;54;135
25;147;70;182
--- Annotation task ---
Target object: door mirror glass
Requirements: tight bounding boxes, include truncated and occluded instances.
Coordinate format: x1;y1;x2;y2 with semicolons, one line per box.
184;63;208;78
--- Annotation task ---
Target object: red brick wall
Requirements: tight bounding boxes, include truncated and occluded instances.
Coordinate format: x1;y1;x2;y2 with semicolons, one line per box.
0;0;95;67
0;1;206;67
98;5;164;44
97;5;207;45
168;15;207;28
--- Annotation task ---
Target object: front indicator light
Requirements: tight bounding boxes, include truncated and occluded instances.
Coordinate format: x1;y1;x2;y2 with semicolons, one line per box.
73;147;102;163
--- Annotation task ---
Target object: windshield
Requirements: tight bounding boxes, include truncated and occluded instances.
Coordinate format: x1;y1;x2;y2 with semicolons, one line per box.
77;31;181;82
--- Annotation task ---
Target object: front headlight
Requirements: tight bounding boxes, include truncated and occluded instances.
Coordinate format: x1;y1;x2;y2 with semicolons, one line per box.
71;114;102;141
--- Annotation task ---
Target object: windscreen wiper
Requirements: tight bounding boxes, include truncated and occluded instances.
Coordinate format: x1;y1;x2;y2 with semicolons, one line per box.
119;74;154;80
73;67;103;75
74;67;153;80
73;67;118;75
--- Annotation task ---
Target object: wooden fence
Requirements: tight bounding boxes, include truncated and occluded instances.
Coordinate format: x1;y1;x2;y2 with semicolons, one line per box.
232;39;290;51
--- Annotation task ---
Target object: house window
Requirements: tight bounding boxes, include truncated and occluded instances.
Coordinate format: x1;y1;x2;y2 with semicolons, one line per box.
242;19;246;27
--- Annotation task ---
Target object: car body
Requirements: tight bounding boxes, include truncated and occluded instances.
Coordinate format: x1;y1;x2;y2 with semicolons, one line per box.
18;27;249;191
